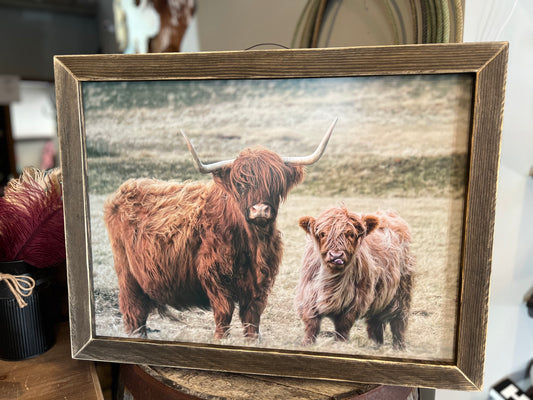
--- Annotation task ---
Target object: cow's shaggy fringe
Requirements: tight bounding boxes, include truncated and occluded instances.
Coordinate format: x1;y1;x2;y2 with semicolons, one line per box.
295;207;415;349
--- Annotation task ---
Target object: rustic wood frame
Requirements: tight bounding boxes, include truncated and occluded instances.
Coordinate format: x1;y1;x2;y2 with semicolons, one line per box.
54;42;508;390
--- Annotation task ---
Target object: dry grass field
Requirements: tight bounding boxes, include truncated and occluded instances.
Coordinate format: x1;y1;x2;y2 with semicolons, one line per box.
84;74;472;362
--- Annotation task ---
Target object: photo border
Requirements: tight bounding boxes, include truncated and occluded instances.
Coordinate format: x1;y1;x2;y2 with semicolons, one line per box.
54;42;508;390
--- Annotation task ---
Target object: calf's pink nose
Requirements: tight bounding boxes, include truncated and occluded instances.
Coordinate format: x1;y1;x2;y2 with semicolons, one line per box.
329;251;343;259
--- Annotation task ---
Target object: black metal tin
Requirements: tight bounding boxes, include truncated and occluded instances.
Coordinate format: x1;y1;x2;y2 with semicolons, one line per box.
0;260;56;361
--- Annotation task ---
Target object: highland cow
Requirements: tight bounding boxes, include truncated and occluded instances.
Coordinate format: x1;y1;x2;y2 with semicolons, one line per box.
103;119;337;339
295;207;415;349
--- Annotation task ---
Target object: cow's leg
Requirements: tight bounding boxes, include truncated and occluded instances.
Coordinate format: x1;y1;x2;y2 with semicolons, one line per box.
112;241;154;338
390;314;408;350
333;311;356;341
238;296;267;339
199;265;235;339
390;273;413;350
366;317;385;346
205;288;234;339
301;314;322;345
212;299;235;339
119;277;154;338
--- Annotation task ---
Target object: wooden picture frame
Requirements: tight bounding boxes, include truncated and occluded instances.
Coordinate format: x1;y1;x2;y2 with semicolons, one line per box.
54;42;508;390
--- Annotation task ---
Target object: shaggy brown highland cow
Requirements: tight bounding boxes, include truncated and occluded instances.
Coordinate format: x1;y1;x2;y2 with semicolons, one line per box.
295;207;415;349
103;119;337;339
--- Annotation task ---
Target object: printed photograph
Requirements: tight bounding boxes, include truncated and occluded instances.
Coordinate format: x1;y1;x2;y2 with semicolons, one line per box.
83;74;473;362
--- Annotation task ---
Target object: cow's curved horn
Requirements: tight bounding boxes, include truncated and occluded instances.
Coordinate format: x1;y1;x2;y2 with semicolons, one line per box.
181;130;234;174
282;117;337;165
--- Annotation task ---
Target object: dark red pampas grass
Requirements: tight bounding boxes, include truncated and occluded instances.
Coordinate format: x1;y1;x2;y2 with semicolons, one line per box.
0;168;65;268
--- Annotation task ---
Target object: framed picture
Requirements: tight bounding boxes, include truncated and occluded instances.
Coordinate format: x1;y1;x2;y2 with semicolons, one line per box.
55;42;508;390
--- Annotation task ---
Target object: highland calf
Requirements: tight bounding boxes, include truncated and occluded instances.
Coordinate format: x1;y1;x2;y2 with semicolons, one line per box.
103;119;337;340
295;207;415;349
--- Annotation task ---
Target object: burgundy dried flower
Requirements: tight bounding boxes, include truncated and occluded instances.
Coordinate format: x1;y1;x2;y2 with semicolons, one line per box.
0;168;65;268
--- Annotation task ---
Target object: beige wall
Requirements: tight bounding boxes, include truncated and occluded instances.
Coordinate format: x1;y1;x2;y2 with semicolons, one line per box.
194;0;306;51
192;0;419;51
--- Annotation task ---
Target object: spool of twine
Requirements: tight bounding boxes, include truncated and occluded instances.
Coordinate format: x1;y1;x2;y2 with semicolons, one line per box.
0;273;36;308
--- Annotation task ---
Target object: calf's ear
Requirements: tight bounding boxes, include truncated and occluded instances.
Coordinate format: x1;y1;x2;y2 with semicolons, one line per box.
299;216;315;234
364;215;379;235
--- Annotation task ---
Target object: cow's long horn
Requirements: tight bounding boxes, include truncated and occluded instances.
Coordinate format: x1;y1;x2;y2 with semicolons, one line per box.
282;117;337;165
181;130;234;174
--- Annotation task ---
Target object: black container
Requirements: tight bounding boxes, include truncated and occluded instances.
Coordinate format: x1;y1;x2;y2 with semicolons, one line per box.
0;260;56;360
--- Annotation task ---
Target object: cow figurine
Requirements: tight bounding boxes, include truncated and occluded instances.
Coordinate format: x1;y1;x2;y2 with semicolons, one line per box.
104;119;337;339
295;207;415;349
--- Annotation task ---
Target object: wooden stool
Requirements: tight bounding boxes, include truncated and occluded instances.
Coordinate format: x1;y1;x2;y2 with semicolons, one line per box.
117;364;418;400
